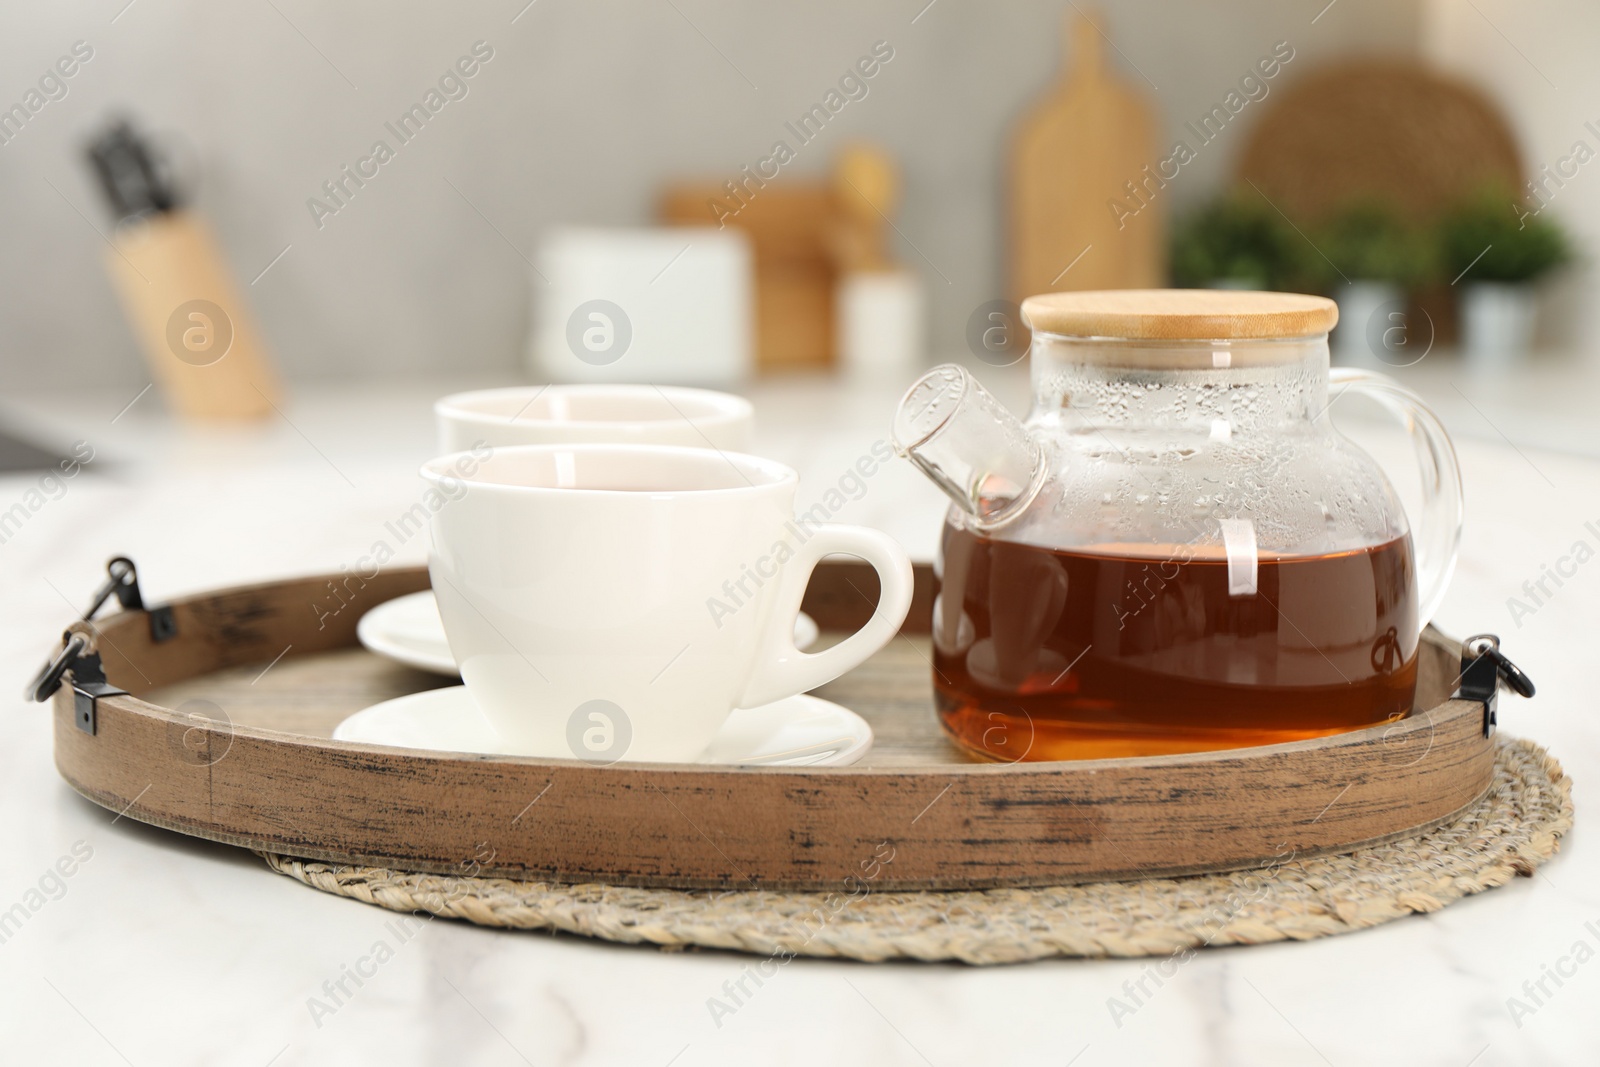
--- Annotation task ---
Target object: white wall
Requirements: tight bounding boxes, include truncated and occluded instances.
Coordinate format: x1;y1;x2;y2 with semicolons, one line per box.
0;0;1419;389
1422;0;1599;356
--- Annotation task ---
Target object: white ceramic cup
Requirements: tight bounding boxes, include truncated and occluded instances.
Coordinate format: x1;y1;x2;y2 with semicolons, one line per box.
420;444;914;763
434;384;753;455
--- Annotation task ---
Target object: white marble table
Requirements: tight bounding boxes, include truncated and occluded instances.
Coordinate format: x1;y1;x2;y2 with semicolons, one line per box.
0;368;1596;1066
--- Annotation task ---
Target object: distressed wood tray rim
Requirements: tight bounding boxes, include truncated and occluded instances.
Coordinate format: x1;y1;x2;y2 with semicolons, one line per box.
48;562;1495;890
65;688;1463;777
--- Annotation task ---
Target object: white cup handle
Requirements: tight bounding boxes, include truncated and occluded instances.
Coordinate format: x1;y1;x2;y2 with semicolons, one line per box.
736;525;914;709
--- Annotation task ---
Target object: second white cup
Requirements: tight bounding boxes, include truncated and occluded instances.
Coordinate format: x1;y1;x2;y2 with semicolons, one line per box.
434;384;753;454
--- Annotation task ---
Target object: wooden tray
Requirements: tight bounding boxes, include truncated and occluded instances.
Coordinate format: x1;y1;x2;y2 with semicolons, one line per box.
50;562;1494;890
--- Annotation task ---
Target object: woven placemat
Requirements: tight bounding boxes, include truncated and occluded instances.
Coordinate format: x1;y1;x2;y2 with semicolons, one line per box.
262;737;1571;965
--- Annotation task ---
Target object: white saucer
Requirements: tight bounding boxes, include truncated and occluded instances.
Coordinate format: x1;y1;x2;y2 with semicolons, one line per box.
331;686;873;766
357;591;821;677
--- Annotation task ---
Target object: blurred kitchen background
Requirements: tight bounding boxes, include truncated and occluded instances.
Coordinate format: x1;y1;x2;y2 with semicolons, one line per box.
1;0;1597;450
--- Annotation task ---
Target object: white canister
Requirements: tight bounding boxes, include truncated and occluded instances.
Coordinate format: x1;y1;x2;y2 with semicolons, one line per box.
837;268;925;381
531;227;754;385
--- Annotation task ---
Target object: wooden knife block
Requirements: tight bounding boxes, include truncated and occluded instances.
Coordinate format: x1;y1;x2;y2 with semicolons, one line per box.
104;212;281;420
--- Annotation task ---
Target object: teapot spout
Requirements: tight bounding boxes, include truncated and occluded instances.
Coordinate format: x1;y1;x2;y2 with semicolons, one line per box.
892;364;1045;528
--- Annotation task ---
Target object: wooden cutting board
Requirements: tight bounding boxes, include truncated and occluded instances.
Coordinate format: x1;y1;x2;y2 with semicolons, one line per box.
1010;10;1164;304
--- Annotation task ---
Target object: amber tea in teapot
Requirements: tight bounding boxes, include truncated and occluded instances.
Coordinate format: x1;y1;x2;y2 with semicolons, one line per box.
934;529;1418;761
894;291;1462;761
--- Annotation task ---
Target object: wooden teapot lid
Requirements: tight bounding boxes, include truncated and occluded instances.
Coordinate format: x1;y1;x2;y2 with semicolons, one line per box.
1021;289;1338;340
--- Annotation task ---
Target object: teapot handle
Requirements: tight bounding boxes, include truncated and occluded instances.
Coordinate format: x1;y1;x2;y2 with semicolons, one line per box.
1327;368;1464;629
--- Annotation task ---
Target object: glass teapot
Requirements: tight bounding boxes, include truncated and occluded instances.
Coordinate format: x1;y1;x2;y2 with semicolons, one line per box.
892;290;1462;762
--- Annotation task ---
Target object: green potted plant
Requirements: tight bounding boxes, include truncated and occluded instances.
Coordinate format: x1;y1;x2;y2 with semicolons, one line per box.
1308;202;1437;367
1170;195;1309;291
1439;186;1570;369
